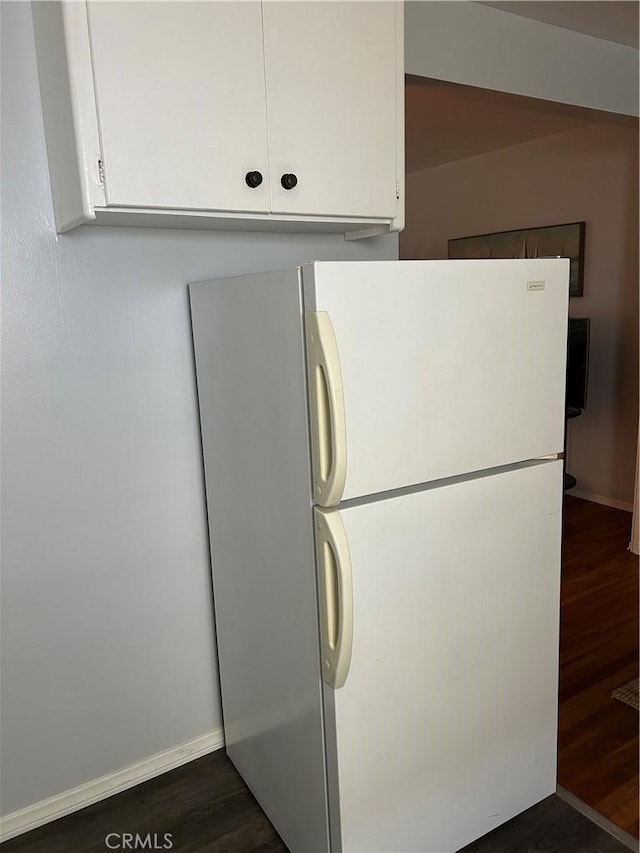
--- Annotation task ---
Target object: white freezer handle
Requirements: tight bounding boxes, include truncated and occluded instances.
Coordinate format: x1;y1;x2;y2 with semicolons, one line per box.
314;508;353;689
305;312;347;507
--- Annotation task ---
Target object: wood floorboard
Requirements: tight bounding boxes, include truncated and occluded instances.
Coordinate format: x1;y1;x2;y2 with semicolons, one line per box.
459;795;631;853
558;496;639;839
598;777;640;822
2;752;633;853
1;751;288;853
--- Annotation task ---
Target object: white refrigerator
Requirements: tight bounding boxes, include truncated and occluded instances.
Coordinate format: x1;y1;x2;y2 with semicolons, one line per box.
189;259;569;853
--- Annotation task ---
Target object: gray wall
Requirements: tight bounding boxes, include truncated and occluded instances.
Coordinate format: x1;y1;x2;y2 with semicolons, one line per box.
0;2;397;816
406;1;639;117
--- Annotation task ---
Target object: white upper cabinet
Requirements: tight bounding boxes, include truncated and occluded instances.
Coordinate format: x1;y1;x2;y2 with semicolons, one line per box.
87;1;270;214
263;1;399;220
32;1;404;237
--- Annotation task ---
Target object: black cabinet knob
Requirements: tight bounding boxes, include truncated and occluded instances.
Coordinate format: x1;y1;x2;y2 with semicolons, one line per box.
281;173;298;190
245;171;263;188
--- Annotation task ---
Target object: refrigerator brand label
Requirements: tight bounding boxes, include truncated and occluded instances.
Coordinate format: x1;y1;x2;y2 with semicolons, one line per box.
527;280;546;291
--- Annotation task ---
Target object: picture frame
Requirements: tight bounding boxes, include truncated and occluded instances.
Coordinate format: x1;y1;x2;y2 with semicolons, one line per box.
448;221;586;297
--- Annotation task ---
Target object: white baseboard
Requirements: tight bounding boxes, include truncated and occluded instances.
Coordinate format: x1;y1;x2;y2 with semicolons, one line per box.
0;728;225;843
556;786;639;852
568;489;633;513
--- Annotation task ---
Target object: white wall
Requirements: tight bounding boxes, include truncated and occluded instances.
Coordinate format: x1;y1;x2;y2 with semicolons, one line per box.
401;123;639;506
0;2;398;818
406;1;639;117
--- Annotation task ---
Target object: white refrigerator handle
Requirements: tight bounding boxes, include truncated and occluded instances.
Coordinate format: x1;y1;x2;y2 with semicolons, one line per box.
314;508;353;689
305;312;347;507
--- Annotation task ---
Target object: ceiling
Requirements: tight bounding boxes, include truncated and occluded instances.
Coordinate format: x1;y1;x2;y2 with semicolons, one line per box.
405;79;598;172
477;1;639;48
405;1;639;173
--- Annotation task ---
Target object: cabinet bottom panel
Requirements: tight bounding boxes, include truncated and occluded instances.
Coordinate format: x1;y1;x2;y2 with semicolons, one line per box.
85;207;397;238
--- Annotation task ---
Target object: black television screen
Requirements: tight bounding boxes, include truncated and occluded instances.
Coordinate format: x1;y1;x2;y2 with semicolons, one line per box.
566;318;590;410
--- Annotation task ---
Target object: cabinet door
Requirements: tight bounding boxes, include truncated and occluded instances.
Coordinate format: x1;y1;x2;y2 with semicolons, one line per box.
262;1;399;219
86;1;270;213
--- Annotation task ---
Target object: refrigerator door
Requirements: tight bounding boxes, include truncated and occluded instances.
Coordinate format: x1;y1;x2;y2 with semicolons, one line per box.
316;460;563;853
303;259;568;504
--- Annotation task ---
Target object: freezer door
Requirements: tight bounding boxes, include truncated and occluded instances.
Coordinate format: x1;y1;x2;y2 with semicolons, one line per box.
303;259;568;504
317;460;563;853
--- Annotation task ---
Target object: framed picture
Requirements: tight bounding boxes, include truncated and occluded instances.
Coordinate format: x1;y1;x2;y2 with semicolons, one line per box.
448;221;586;297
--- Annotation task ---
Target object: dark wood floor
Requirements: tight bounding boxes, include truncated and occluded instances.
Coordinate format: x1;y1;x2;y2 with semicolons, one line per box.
2;749;632;853
559;496;639;838
1;751;286;853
